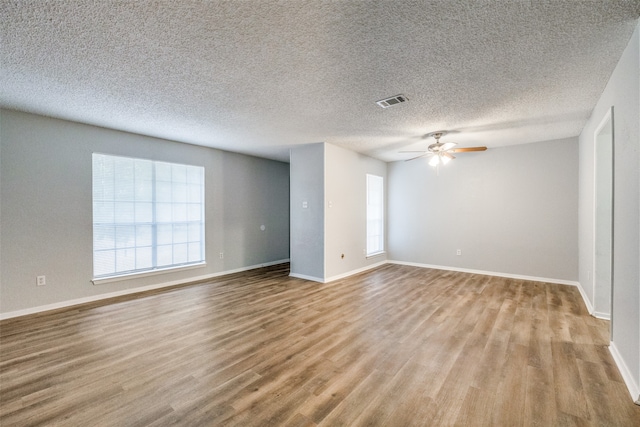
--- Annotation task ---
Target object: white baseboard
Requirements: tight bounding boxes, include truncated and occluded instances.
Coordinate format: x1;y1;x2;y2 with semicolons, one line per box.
324;261;388;283
290;261;388;284
292;260;579;288
0;259;290;320
288;273;324;283
0;258;593;323
574;281;611;320
609;341;640;404
387;260;580;287
575;281;595;314
592;310;611;320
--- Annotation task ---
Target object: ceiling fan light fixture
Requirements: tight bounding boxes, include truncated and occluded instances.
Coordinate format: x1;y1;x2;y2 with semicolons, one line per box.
401;130;487;166
428;151;453;167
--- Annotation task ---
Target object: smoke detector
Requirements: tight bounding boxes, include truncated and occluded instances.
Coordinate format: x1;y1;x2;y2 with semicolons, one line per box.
376;94;408;108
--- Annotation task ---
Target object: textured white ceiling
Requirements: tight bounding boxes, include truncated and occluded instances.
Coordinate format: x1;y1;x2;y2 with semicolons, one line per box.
1;1;639;162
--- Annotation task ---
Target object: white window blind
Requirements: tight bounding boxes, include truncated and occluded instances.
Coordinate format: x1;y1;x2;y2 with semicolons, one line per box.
92;154;205;279
366;174;384;256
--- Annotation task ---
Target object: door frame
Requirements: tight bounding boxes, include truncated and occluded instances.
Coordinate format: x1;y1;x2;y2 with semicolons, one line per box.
592;106;614;322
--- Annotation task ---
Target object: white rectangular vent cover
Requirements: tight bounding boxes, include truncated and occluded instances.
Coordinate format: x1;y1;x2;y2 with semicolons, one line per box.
376;94;408;108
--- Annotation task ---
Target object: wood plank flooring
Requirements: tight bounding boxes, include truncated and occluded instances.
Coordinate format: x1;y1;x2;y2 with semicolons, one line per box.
1;263;639;426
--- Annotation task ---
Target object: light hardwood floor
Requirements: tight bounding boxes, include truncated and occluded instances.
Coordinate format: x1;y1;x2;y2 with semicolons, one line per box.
1;263;639;426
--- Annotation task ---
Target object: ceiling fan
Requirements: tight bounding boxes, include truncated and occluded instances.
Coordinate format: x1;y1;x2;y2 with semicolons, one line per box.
401;131;487;166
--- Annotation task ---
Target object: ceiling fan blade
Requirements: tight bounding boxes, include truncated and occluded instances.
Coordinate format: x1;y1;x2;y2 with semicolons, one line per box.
440;142;457;151
442;152;455;160
404;152;433;162
451;146;487;153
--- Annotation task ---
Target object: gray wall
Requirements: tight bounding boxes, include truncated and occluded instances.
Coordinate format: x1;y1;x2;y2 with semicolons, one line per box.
289;143;324;280
578;23;639;399
0;109;290;315
388;138;579;281
325;143;387;279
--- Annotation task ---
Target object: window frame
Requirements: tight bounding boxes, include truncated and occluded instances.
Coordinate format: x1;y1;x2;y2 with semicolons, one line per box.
366;173;384;257
92;153;206;282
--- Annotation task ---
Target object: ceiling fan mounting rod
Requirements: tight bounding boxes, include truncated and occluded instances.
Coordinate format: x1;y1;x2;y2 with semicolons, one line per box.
425;130;449;140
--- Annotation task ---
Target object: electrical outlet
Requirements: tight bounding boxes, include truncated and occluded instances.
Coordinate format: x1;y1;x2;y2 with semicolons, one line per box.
37;275;46;286
456;249;461;256
219;252;224;259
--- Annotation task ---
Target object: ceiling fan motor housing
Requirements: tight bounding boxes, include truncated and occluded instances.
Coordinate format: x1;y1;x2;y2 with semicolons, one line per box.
428;142;445;152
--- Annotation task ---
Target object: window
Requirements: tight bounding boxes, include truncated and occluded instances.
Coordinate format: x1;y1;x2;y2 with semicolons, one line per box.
366;174;384;256
92;154;205;279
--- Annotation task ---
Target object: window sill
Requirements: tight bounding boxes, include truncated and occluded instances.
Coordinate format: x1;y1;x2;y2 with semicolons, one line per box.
92;262;207;285
366;251;386;259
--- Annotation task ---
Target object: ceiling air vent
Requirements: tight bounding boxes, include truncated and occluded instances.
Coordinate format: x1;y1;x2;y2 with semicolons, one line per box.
376;94;408;108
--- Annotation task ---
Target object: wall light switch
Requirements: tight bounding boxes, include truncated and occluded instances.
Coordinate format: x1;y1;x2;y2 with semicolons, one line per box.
456;249;461;256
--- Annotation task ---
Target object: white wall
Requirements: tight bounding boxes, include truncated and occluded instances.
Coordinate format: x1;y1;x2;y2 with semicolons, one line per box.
388;138;579;282
0;109;290;316
578;22;639;402
324;143;387;280
594;111;613;318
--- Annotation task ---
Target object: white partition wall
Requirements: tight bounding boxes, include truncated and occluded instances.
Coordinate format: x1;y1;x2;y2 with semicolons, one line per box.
289;142;387;282
578;22;640;403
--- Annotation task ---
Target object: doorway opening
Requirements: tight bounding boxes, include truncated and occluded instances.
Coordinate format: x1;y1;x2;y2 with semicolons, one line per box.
593;107;613;323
